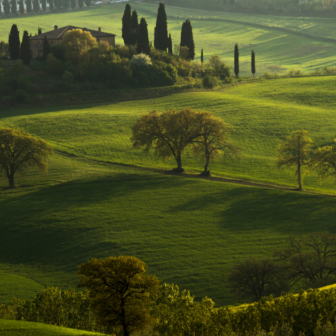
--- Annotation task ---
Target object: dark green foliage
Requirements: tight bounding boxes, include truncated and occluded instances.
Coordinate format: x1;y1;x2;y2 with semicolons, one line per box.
14;89;28;103
0;62;29;94
42;0;46;11
4;0;10;15
8;24;20;60
137;17;150;55
168;33;172;55
48;0;54;10
84;0;90;7
62;0;69;9
43;36;51;60
201;48;204;63
154;27;157;49
71;0;76;9
38;27;42;35
202;75;219;88
122;4;131;45
54;0;61;9
78;0;83;8
180;19;195;60
251;50;256;76
26;0;32;12
51;45;66;60
129;10;139;45
20;30;32;65
234;43;239;77
11;0;17;14
155;2;168;51
33;0;40;12
19;0;24;14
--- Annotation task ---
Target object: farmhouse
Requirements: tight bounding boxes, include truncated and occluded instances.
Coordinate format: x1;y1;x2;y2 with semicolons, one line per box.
30;25;116;57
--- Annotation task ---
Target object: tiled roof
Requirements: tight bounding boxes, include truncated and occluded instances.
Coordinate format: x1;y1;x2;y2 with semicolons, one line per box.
30;26;116;40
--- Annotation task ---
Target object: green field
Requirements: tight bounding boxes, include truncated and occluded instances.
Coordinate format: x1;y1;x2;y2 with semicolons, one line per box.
0;320;105;335
1;76;336;307
1;3;336;74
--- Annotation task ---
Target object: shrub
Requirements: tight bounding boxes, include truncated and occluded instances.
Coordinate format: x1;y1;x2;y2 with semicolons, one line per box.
203;75;220;88
47;54;65;76
62;70;74;83
130;53;152;67
286;68;303;77
51;45;66;61
14;89;28;103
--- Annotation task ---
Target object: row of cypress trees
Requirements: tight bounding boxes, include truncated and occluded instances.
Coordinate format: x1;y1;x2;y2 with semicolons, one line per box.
8;24;32;65
121;2;195;59
234;43;256;77
0;0;90;16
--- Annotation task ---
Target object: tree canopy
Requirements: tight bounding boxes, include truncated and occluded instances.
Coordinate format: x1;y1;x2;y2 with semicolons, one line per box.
0;128;53;188
180;19;195;60
77;256;159;336
21;31;32;66
136;18;150;55
8;24;20;60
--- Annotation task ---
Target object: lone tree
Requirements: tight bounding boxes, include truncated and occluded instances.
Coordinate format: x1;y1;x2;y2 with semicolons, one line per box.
131;109;206;172
21;30;32;65
11;0;17;15
129;10;139;45
251;50;256;77
228;258;289;302
192;113;240;176
274;232;336;284
0;128;53;188
234;43;239;77
26;0;32;13
180;19;195;60
77;256;159;336
43;35;51;59
277;130;312;191
4;0;10;15
122;3;132;45
19;0;24;14
310;139;336;181
8;24;21;60
136;18;150;55
155;2;168;51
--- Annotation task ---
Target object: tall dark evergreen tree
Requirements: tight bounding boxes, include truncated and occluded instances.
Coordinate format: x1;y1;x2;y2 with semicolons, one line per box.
154;27;157;49
168;33;172;55
155;2;168;51
8;24;20;60
180;19;195;60
11;0;17;14
234;43;239;77
43;35;50;59
84;0;90;7
55;0;61;9
19;0;24;14
62;0;69;9
129;9;138;45
78;0;83;7
137;17;150;55
26;0;32;12
21;30;32;65
251;50;256;77
33;0;39;12
48;0;54;11
71;0;76;9
38;27;42;34
4;0;10;15
201;48;204;63
122;3;131;45
41;0;46;11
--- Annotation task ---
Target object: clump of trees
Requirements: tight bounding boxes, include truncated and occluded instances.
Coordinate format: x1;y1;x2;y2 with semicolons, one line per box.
131;108;239;174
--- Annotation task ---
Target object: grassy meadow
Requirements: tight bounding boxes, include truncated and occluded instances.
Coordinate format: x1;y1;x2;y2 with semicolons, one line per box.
1;3;336;74
1;76;336;307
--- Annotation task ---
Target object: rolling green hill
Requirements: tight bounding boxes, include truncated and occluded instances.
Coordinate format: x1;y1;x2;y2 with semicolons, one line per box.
1;76;336;307
1;4;336;74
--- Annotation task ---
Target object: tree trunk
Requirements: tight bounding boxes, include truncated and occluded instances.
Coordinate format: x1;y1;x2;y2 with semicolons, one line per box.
8;174;15;188
298;161;302;191
123;323;129;336
202;156;210;176
173;155;184;172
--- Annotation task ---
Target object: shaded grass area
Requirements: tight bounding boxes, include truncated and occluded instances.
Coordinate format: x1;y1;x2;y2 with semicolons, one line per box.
0;319;105;335
1;4;336;74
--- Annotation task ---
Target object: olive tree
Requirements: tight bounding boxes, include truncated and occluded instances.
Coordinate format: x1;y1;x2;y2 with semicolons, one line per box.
0;128;53;188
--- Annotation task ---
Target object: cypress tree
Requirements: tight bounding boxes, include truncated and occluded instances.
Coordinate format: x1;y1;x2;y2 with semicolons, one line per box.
4;0;10;15
251;50;256;77
137;17;150;55
42;0;46;11
129;9;138;45
234;43;239;77
84;0;90;7
155;2;168;51
19;0;24;14
55;0;61;9
62;0;69;9
78;0;83;8
43;35;50;59
21;30;32;65
201;48;204;63
11;0;17;14
33;0;39;12
71;0;76;9
38;27;42;34
8;24;20;60
26;0;32;12
154;27;157;49
122;3;131;45
168;33;172;55
180;19;195;60
48;0;54;11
